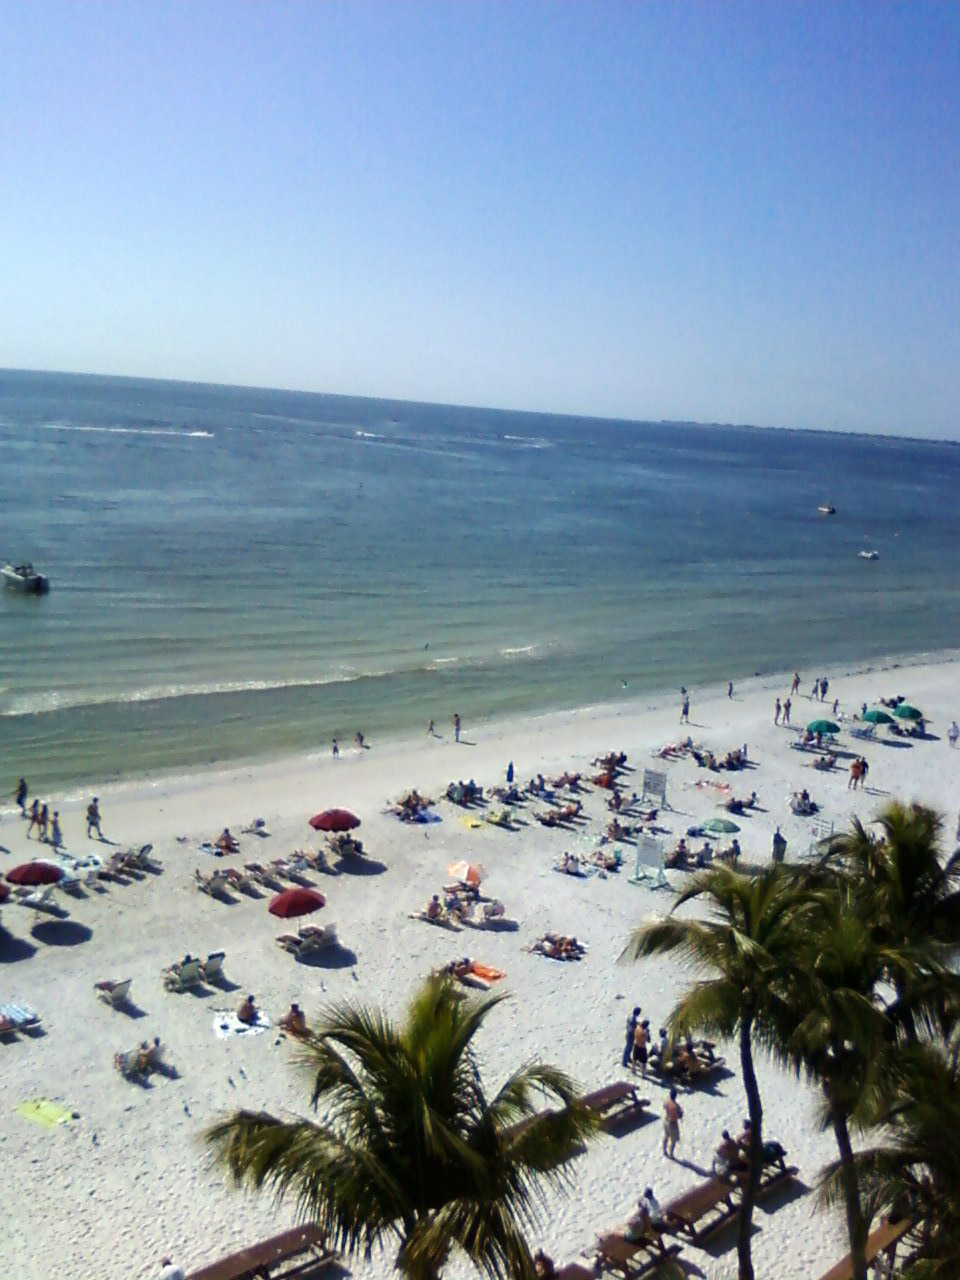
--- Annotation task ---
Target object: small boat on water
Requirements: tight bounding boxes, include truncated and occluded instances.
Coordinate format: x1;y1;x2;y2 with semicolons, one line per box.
2;562;50;594
818;505;836;515
859;549;879;561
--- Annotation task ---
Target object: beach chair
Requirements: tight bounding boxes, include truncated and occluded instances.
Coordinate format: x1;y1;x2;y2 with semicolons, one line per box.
200;952;226;983
98;851;131;880
13;885;59;914
163;957;204;991
185;1223;336;1280
816;1216;912;1280
243;862;283;889
270;857;313;886
223;867;259;895
95;978;132;1008
661;1177;739;1244
0;1003;42;1035
595;1228;681;1279
122;843;159;871
299;922;338;948
195;867;231;897
580;1082;651;1132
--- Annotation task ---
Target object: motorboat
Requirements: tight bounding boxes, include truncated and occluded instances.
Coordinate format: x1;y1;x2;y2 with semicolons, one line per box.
859;549;879;561
2;562;50;593
817;505;836;515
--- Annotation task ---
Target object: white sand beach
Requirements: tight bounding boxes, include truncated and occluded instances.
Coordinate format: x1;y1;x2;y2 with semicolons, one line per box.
2;653;958;1280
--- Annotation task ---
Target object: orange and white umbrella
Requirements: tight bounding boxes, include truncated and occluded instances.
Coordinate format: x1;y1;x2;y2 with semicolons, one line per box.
447;860;486;885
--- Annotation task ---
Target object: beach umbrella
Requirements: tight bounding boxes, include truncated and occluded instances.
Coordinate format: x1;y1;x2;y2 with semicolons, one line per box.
308;808;360;832
6;861;65;886
862;709;894;724
807;719;840;735
268;887;326;919
893;704;923;721
447;860;486;885
702;818;740;835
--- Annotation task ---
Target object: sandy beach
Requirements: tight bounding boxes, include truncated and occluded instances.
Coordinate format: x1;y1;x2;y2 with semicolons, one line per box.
2;651;959;1280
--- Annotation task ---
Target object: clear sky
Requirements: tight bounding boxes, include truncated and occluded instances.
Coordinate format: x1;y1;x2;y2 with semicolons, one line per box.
2;2;958;437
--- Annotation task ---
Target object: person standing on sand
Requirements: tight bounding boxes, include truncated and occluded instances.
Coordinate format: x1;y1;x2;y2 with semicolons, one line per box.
40;802;50;841
427;719;435;736
332;739;339;758
680;694;690;724
15;777;28;816
949;721;959;748
791;672;801;696
27;797;41;838
663;1089;683;1158
355;731;365;749
783;697;791;725
832;698;840;717
506;761;514;784
454;713;461;743
622;1005;641;1068
821;677;829;702
811;678;820;700
774;698;781;725
727;682;734;699
50;811;63;849
86;797;103;839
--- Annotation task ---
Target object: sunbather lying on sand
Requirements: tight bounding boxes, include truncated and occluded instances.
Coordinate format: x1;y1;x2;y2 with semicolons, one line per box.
532;933;585;960
724;791;758;813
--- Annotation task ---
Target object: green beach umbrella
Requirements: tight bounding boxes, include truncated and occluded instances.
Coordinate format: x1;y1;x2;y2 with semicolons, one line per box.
807;719;840;735
893;704;923;720
862;708;894;724
703;817;740;835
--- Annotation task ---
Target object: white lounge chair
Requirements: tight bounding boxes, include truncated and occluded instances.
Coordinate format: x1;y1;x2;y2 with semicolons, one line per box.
13;886;58;913
163;957;204;991
95;978;132;1007
0;1002;42;1034
200;951;226;982
195;868;230;896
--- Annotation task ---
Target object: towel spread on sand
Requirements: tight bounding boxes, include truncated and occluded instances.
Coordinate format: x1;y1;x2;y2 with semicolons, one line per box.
213;1010;271;1039
17;1099;74;1128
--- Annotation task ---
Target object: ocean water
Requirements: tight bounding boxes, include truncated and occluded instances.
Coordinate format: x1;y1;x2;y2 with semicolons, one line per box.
1;368;959;791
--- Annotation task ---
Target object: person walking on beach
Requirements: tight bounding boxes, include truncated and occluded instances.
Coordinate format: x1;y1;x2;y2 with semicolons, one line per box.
811;678;820;700
820;677;829;702
662;1089;683;1158
949;721;959;749
40;802;50;842
727;681;734;699
832;698;839;717
454;713;461;743
427;719;435;736
50;811;63;849
27;797;41;838
506;760;514;784
15;777;28;816
622;1005;641;1068
355;731;365;749
774;698;781;725
86;797;103;839
783;697;791;725
332;738;339;758
791;672;801;696
680;694;690;724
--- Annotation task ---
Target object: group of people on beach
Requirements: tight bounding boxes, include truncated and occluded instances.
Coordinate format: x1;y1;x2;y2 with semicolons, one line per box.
13;778;104;847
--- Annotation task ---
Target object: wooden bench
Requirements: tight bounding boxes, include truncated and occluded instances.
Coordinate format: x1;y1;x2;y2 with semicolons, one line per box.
580;1082;651;1132
816;1217;912;1280
187;1224;336;1280
595;1228;681;1278
662;1177;738;1244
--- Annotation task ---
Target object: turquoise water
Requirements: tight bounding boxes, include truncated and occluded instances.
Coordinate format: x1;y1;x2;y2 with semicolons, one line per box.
2;368;959;790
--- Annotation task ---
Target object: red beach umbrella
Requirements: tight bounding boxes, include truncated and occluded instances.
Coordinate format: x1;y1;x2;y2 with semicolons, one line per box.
268;887;326;919
308;809;360;832
6;861;65;886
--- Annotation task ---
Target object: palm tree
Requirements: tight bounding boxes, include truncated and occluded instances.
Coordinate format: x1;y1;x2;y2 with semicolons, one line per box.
817;802;960;1037
621;863;819;1280
206;977;596;1280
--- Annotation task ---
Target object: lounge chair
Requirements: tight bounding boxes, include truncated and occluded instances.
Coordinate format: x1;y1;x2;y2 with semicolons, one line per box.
580;1082;651;1132
661;1177;739;1243
0;1002;42;1035
114;1048;144;1079
595;1228;681;1279
816;1217;912;1280
276;926;337;959
95;978;132;1008
122;843;159;871
98;851;131;879
299;922;338;947
269;857;313;886
243;861;284;889
200;952;226;982
195;868;231;897
163;957;204;991
186;1223;336;1280
13;885;57;912
222;868;259;895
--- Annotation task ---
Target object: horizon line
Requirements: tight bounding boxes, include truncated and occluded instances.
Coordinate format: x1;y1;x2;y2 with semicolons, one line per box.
1;363;954;449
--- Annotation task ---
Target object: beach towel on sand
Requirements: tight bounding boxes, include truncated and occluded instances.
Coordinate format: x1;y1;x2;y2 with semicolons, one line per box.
213;1010;270;1039
17;1099;75;1128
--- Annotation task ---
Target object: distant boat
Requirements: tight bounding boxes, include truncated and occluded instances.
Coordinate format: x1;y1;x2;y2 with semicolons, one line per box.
2;562;50;593
818;505;836;515
859;549;879;561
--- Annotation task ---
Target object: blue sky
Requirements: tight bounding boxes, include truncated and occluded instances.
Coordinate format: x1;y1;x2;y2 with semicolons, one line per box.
2;1;958;436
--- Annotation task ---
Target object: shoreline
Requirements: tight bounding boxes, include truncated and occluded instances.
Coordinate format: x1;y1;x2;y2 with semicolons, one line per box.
6;642;958;814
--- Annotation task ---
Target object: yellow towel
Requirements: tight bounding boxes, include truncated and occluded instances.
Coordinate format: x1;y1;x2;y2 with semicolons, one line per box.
16;1098;74;1128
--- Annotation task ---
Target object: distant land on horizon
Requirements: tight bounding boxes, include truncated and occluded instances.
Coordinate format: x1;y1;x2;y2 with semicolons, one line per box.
1;363;955;448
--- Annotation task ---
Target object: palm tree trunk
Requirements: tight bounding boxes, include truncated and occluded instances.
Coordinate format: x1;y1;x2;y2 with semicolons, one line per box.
736;1013;760;1280
830;1098;868;1280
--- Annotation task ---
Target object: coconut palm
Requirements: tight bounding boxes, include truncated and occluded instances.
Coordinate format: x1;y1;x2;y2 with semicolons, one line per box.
817;803;960;1036
621;863;819;1280
206;977;596;1280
